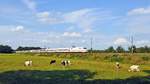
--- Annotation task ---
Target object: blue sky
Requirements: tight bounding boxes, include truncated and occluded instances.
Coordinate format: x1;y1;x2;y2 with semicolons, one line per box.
0;0;150;49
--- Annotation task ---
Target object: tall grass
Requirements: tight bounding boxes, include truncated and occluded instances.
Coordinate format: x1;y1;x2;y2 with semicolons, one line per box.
18;52;150;65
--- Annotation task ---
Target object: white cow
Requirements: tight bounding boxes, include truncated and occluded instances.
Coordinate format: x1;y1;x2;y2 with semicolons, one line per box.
67;60;71;65
24;60;32;66
128;65;140;72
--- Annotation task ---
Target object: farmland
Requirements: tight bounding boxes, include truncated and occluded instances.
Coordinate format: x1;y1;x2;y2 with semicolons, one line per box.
0;53;149;84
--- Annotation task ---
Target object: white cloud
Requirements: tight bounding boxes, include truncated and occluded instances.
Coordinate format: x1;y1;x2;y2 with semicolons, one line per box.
0;25;59;48
115;6;150;34
0;25;87;48
37;12;49;18
128;7;150;15
11;25;24;32
41;39;52;44
125;15;150;34
36;11;63;24
64;9;95;32
66;26;75;31
62;32;81;37
36;8;112;33
114;37;129;45
22;0;36;12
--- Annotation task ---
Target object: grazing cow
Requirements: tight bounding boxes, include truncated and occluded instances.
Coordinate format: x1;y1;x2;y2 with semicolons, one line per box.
116;62;121;69
61;60;71;66
128;65;140;72
67;60;71;65
61;60;66;66
50;60;56;64
24;60;32;66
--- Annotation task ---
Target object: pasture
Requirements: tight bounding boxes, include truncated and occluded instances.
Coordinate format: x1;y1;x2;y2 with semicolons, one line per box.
0;53;149;84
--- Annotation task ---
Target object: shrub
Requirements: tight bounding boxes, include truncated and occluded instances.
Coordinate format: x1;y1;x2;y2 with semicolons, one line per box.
104;56;109;60
110;54;124;62
141;56;149;61
103;54;124;62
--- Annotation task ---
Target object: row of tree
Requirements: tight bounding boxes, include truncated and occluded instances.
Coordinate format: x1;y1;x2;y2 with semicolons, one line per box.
0;44;150;53
0;45;41;53
91;46;150;53
0;45;14;53
128;45;150;53
16;46;41;51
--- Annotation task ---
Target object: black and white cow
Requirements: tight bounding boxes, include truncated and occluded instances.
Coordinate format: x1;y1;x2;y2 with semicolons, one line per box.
61;60;71;66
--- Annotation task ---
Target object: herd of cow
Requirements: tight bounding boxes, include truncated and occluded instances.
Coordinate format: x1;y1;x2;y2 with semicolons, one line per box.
24;60;140;72
24;59;71;67
50;60;71;66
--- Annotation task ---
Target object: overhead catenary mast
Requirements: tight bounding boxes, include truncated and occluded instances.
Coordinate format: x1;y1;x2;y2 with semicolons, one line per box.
131;35;134;53
90;37;93;53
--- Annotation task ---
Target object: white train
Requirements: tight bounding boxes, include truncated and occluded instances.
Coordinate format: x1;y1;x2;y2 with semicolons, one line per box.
16;47;88;53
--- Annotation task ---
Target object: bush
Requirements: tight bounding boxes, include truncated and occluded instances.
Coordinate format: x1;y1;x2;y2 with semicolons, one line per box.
110;54;124;62
103;54;124;62
141;56;149;61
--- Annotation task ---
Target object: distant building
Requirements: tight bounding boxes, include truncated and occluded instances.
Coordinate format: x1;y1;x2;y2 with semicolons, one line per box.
16;47;87;53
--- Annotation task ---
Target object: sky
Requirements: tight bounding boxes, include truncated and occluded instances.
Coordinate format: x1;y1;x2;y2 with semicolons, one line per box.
0;0;150;49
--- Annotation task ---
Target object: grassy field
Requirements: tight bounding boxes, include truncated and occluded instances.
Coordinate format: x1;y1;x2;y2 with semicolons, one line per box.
0;53;149;84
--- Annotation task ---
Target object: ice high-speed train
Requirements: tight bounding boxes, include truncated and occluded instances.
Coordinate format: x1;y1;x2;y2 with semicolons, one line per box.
16;47;88;53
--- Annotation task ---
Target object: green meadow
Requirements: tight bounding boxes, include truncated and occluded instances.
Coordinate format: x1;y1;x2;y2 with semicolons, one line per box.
0;53;149;84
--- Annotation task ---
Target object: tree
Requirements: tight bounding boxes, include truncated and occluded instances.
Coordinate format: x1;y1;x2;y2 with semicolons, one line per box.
16;46;41;51
128;45;136;53
116;46;125;53
105;46;115;53
136;47;145;53
144;46;149;53
0;45;14;53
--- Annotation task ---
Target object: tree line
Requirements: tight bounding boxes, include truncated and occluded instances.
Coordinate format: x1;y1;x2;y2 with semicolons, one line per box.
0;44;150;53
0;45;14;53
0;45;41;53
90;45;150;53
16;46;41;51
